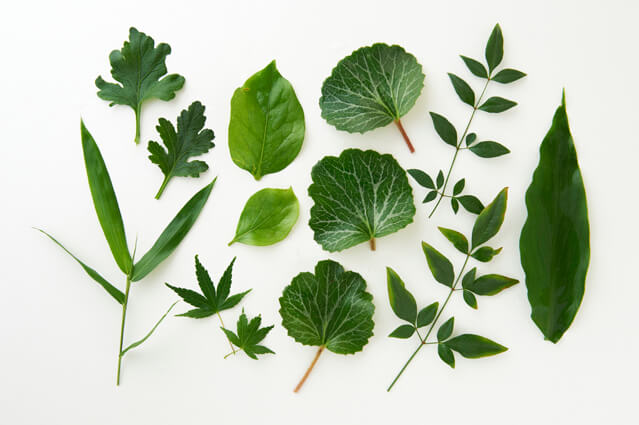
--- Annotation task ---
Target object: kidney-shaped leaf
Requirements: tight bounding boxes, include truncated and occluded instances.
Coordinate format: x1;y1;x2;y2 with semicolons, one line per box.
309;149;415;252
520;92;590;343
279;260;375;354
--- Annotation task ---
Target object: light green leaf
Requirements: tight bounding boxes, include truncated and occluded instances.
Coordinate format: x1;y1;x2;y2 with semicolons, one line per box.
229;187;299;246
309;149;415;252
471;188;508;249
120;301;178;356
228;61;305;180
386;267;417;323
422;242;455;287
446;334;507;358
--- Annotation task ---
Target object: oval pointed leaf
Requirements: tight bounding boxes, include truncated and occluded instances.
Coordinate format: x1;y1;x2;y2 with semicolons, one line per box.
229;187;299;246
485;24;504;72
466;133;477;146
408;169;435;189
451;198;459;214
460;56;488;78
492;68;526;84
471;246;502;262
320;43;424;134
229;61;305;180
81;121;132;274
458;195;484;215
309;149;415;252
422;242;455;287
438;343;455;368
479;97;517;113
520;92;590;343
448;73;475;107
469;141;510;158
436;170;444;189
389;324;416;339
438;227;468;254
467;274;519;296
423;190;438;203
446;334;507;358
416;302;439;328
131;180;215;281
430;112;457;147
453;178;465;195
471;188;507;249
437;317;454;341
463;290;478;309
386;267;417;323
461;267;477;290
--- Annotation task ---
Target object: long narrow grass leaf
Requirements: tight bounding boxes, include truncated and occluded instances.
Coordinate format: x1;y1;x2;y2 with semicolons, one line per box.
121;301;178;356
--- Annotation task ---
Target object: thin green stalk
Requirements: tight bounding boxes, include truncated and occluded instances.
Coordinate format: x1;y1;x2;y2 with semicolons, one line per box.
155;175;170;200
134;106;141;144
116;275;132;386
387;253;471;392
428;77;492;218
217;311;236;355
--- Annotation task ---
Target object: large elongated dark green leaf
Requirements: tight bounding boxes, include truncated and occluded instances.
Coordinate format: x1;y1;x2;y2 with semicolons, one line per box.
81;121;132;275
36;229;124;304
131;179;216;281
520;93;590;343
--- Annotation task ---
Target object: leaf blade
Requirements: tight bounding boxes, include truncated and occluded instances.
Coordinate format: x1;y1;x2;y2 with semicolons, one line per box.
448;73;475;106
422;242;455;287
446;334;507;358
386;267;417;323
485;24;504;72
471;188;508;249
430;112;458;147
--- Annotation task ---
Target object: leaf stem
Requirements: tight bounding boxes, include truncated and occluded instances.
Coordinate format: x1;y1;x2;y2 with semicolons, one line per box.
394;119;415;153
155;175;170;200
369;238;376;251
134;105;141;145
387;253;471;391
294;345;325;393
428;77;491;218
217;311;236;355
116;275;132;386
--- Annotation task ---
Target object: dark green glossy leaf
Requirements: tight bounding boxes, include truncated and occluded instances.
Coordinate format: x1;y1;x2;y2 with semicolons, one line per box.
389;324;416;339
492;69;526;84
436;170;444;189
386;267;417;323
438;227;468;254
461;268;477;289
465;133;477;146
95;27;185;144
422;242;455;287
453;178;465;195
478;97;517;113
485;24;504;72
520;92;590;343
451;198;459;214
37;229;124;304
438;343;455;368
148;101;215;199
221;310;274;359
448;73;475;107
131;180;215;281
229;187;299;246
408;169;435;189
416;302;439;328
229;61;305;180
471;188;507;249
471;246;502;262
424;191;438;203
469;141;510;158
437;317;454;341
446;334;507;358
81;121;132;275
458;195;484;214
463;290;478;309
466;274;519;296
460;56;487;78
430;112;457;147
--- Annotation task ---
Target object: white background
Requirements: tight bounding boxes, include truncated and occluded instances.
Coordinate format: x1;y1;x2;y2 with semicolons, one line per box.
2;0;638;424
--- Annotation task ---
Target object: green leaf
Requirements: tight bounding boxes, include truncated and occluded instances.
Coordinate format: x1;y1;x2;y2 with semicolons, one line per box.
422;242;455;287
520;92;590;343
438;344;455;368
465;274;519;296
131;180;215;281
36;229;124;304
148;101;215;199
436;170;444;189
485;24;504;72
446;334;507;358
469;141;510;158
451;198;459;214
478;97;517;113
492;69;526;84
438;227;468;254
437;317;454;341
95;27;185;144
386;267;417;323
458;195;484;214
463;290;478;309
309;149;415;252
424;191;438;203
416;302;439;328
279;260;375;354
229;187;299;246
460;56;488;78
448;73;475;107
121;301;178;356
430;112;457;147
465;133;477;146
228;61;305;180
389;325;416;339
453;178;465;195
461;268;477;289
471;246;502;262
319;43;424;134
408;169;435;189
471;187;508;249
167;255;250;316
81;121;132;274
222;310;275;360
